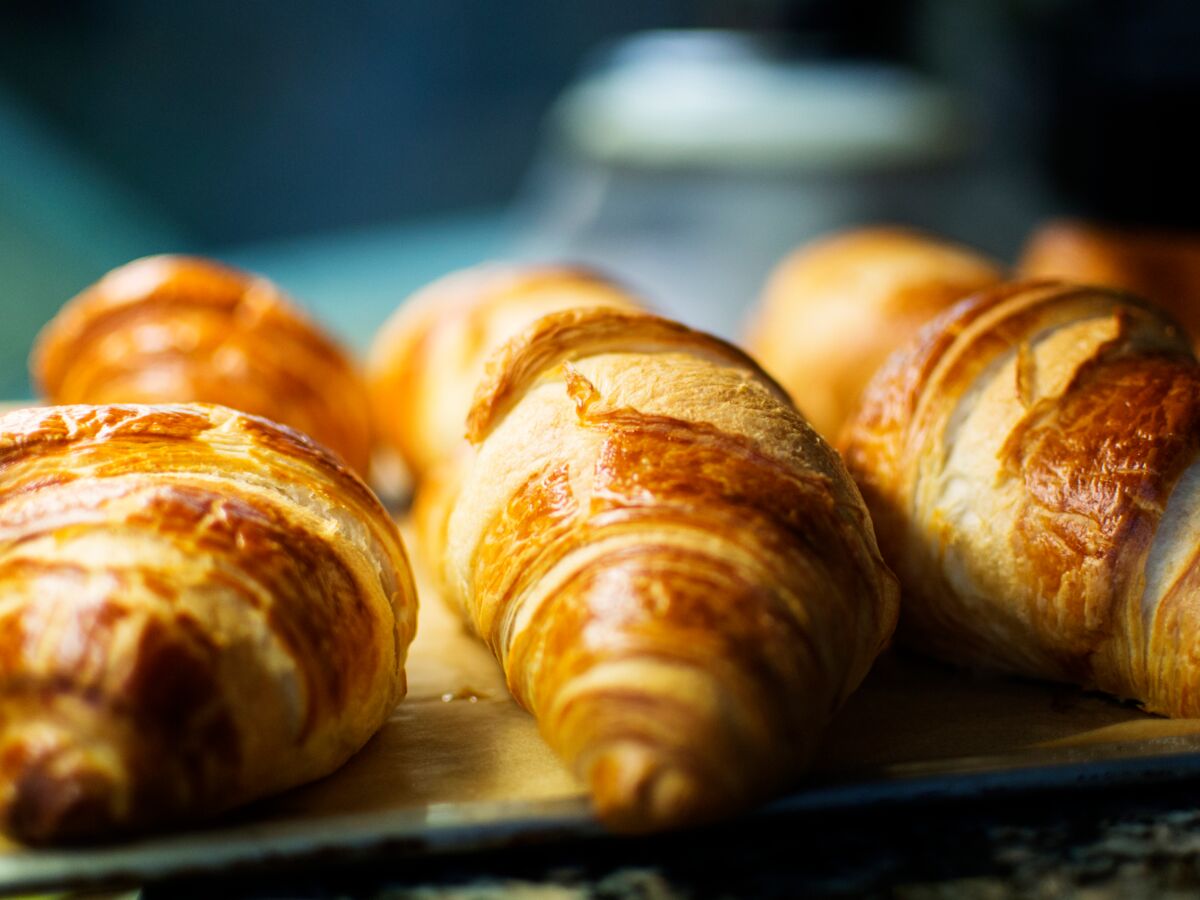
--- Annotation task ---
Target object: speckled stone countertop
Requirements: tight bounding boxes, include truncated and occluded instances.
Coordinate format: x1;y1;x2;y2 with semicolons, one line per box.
140;778;1200;899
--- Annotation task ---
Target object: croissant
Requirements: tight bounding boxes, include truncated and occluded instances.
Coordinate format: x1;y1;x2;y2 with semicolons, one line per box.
31;255;374;475
841;279;1200;716
0;403;416;843
745;227;1002;439
366;264;641;482
1018;220;1200;342
423;304;898;831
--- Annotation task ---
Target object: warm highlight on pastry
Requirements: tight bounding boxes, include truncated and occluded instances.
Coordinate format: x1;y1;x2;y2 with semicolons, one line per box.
842;280;1200;716
366;264;642;482
0;404;416;843
432;305;898;831
31;255;374;474
745;227;1002;439
1018;220;1200;342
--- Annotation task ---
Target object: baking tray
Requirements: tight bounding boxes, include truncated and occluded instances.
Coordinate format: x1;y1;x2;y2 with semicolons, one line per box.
3;516;1200;895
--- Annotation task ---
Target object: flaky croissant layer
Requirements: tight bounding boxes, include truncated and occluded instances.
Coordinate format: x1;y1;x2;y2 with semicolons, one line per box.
842;280;1200;716
0;404;416;843
431;306;898;831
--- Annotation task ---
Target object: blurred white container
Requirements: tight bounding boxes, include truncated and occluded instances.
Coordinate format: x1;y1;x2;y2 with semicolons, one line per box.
514;31;1044;339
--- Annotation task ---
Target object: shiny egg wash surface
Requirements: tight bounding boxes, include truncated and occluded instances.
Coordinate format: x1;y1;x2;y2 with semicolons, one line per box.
0;403;415;843
434;306;899;832
843;281;1200;715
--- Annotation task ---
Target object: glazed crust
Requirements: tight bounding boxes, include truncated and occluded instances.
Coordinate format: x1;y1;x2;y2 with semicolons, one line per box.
0;404;416;843
745;227;1002;439
436;306;898;831
31;255;374;475
366;264;642;481
842;280;1200;715
1018;220;1200;344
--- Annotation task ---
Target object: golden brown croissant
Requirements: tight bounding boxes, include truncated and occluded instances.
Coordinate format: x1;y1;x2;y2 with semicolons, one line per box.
31;255;374;475
1018;220;1200;342
424;305;898;831
841;279;1200;716
366;264;642;482
745;227;1002;439
0;403;416;843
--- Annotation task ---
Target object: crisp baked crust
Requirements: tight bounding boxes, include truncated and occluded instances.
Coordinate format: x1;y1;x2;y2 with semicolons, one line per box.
30;255;374;475
0;403;416;843
842;280;1200;715
432;305;898;831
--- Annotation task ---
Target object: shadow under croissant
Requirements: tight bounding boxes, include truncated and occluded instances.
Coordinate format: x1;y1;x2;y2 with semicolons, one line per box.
227;630;1200;840
224;582;581;828
247;695;578;822
184;491;1200;841
815;649;1200;773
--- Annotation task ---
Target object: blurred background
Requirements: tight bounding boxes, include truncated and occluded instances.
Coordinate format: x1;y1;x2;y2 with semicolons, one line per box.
2;0;1197;397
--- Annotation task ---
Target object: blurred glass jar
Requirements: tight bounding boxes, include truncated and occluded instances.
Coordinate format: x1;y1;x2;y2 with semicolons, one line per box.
513;30;1044;339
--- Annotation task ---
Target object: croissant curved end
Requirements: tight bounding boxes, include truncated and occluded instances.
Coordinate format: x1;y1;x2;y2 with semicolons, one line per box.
585;742;720;834
7;771;112;845
2;715;129;844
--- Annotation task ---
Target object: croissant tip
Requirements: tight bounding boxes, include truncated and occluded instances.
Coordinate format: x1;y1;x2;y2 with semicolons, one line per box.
585;743;716;834
1;758;123;845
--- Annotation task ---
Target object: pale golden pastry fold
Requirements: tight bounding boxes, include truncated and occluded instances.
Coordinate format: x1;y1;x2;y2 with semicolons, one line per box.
746;227;1002;439
31;255;374;475
0;404;416;843
420;304;899;831
842;280;1200;716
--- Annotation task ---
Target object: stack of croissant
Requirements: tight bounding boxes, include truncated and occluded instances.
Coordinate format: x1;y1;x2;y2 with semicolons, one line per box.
5;214;1200;846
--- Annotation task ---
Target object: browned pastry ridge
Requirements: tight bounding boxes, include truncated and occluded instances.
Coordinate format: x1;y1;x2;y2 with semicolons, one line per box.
1018;219;1200;344
367;264;644;577
31;255;374;475
419;304;898;832
745;227;1002;439
842;280;1200;716
366;263;643;483
0;404;416;844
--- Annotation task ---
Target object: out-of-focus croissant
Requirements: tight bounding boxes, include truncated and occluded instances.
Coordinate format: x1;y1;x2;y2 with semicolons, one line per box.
424;304;898;831
1018;220;1200;343
745;227;1002;439
366;264;642;482
31;255;374;474
842;280;1200;716
0;404;416;843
